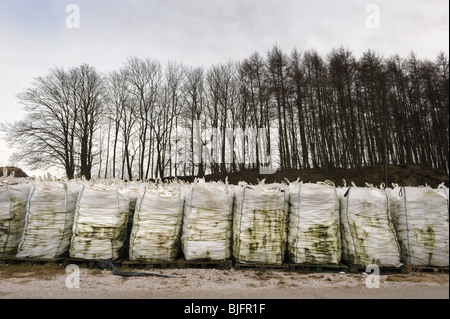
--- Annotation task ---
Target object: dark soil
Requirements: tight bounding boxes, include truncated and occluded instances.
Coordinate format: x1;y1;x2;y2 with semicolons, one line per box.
0;166;29;178
168;164;449;188
4;164;447;188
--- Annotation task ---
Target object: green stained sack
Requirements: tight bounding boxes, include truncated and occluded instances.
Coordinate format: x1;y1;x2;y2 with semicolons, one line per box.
129;183;184;262
181;179;233;261
233;182;288;265
339;185;402;267
69;183;130;260
0;183;32;256
388;185;449;267
16;181;80;259
287;181;341;265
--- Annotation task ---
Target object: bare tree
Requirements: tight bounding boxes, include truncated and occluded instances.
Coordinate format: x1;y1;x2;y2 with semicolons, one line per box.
182;66;205;177
4;48;448;181
124;57;162;180
71;64;106;180
1;65;104;179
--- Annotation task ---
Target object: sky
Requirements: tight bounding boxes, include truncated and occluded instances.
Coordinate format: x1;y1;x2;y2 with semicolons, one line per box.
0;0;448;177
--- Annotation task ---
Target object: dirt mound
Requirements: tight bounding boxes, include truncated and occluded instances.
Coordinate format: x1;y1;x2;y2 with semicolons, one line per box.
0;166;29;178
173;164;448;188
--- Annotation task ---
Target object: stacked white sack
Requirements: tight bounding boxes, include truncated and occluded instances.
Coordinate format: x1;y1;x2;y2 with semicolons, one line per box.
181;180;233;260
339;186;402;267
129;184;184;261
16;182;80;259
287;182;341;264
69;184;130;260
233;183;289;265
388;186;449;267
0;183;32;256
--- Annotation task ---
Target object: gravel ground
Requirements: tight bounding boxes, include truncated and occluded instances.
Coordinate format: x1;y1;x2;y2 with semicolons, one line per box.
0;266;448;299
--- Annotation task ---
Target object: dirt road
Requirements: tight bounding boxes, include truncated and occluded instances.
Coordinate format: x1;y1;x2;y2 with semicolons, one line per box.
0;266;448;299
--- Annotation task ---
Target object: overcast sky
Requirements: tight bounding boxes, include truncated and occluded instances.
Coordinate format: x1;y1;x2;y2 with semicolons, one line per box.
0;0;448;177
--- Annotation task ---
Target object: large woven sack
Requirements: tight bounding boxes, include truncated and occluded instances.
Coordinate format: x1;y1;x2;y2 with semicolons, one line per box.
388;186;449;267
233;183;288;265
287;182;341;265
0;182;32;256
129;183;184;262
339;186;402;267
181;180;233;261
16;181;80;258
70;183;130;260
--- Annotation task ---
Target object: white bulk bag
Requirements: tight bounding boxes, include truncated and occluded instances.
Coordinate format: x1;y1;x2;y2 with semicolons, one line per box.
0;183;32;256
129;184;184;261
388;186;449;267
16;181;80;259
438;185;448;199
69;184;130;260
287;182;341;265
339;186;402;267
181;180;233;260
233;183;289;265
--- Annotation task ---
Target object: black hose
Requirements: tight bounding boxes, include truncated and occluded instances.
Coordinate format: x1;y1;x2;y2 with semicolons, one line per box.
95;259;177;278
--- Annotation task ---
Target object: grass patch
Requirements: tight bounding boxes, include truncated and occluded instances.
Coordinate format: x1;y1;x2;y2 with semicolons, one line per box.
252;270;283;281
0;263;65;280
383;274;449;284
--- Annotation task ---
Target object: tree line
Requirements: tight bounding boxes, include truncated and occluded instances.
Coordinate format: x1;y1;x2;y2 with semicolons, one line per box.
2;46;448;180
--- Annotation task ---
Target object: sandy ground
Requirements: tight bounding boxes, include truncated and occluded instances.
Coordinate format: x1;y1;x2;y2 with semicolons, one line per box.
0;266;448;299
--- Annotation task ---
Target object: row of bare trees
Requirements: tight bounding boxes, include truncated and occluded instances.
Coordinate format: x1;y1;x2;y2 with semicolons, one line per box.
2;46;448;180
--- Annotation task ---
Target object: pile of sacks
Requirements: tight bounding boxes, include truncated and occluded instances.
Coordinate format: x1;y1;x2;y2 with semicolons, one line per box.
0;170;448;268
